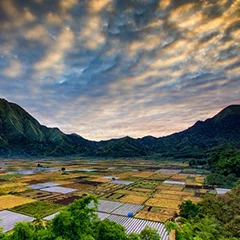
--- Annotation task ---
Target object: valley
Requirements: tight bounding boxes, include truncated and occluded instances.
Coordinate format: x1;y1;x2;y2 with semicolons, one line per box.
0;158;225;237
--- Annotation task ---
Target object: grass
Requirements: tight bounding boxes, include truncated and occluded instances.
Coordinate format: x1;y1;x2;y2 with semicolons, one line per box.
11;201;62;217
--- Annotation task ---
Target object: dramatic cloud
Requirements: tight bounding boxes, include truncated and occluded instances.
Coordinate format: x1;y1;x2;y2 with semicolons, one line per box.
0;0;239;140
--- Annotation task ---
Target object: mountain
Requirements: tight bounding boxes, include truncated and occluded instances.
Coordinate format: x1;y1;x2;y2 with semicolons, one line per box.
0;98;239;158
147;105;240;158
0;98;93;156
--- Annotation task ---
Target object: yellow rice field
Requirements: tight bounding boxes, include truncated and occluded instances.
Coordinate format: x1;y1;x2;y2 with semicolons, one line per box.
160;190;194;196
153;193;182;200
0;195;36;210
120;195;148;204
135;211;171;222
182;196;201;203
145;198;181;209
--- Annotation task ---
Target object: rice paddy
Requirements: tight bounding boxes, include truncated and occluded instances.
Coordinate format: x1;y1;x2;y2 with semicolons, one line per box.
0;158;219;233
0;195;36;209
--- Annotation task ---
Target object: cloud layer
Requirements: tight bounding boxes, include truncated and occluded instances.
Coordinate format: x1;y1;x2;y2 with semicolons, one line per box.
0;0;239;140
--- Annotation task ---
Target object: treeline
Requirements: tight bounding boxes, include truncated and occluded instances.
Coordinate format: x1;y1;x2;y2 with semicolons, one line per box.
165;185;240;239
0;195;161;240
190;147;240;188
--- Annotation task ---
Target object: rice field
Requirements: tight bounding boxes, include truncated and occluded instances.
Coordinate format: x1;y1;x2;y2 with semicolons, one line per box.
135;211;172;222
10;201;62;217
120;195;148;205
0;158;219;228
0;195;36;209
145;198;181;209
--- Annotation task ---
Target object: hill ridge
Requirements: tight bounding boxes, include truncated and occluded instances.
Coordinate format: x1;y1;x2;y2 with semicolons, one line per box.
0;99;239;158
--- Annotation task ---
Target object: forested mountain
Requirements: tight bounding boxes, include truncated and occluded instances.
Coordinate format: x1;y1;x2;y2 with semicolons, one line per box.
0;98;239;158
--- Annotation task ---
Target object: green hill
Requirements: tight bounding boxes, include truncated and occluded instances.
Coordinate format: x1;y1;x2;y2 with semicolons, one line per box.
0;98;239;158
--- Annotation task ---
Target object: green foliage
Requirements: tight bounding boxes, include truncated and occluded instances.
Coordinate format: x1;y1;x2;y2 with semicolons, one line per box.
9;222;34;240
180;217;220;240
166;185;240;239
164;222;185;240
127;233;141;240
179;200;200;219
199;185;240;237
205;147;240;188
93;219;127;240
51;195;98;240
206;173;238;188
139;226;161;240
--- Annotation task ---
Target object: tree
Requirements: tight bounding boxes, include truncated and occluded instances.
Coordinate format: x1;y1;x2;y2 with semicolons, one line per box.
181;217;220;240
94;219;127;240
51;195;98;240
127;233;141;240
179;200;200;219
140;226;161;240
9;222;34;240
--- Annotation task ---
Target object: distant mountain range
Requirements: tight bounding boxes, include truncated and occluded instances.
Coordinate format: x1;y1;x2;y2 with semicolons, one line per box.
0;98;239;158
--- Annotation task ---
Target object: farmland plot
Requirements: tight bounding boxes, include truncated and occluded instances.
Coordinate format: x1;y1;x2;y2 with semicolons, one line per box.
145;198;181;209
133;180;159;189
160;190;194;196
0;210;35;232
153;193;182;200
135;211;171;222
112;203;143;216
93;200;124;213
41;186;77;194
110;180;133;185
96;212;111;220
53;195;82;205
0;195;36;209
163;180;185;185
107;215;169;240
115;189;150;197
11;201;61;217
120;195;148;205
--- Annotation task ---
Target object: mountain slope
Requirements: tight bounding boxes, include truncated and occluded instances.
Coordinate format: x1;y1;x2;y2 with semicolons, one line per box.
0;98;239;158
0;98;93;156
94;105;240;158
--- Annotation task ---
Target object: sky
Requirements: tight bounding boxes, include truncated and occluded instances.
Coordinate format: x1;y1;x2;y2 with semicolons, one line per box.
0;0;239;141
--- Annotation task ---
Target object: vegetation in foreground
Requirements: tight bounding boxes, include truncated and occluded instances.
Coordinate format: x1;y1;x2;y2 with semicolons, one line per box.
165;185;240;240
0;195;161;240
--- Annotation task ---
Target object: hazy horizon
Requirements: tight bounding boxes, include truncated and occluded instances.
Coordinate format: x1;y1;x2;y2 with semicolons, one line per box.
0;0;239;140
